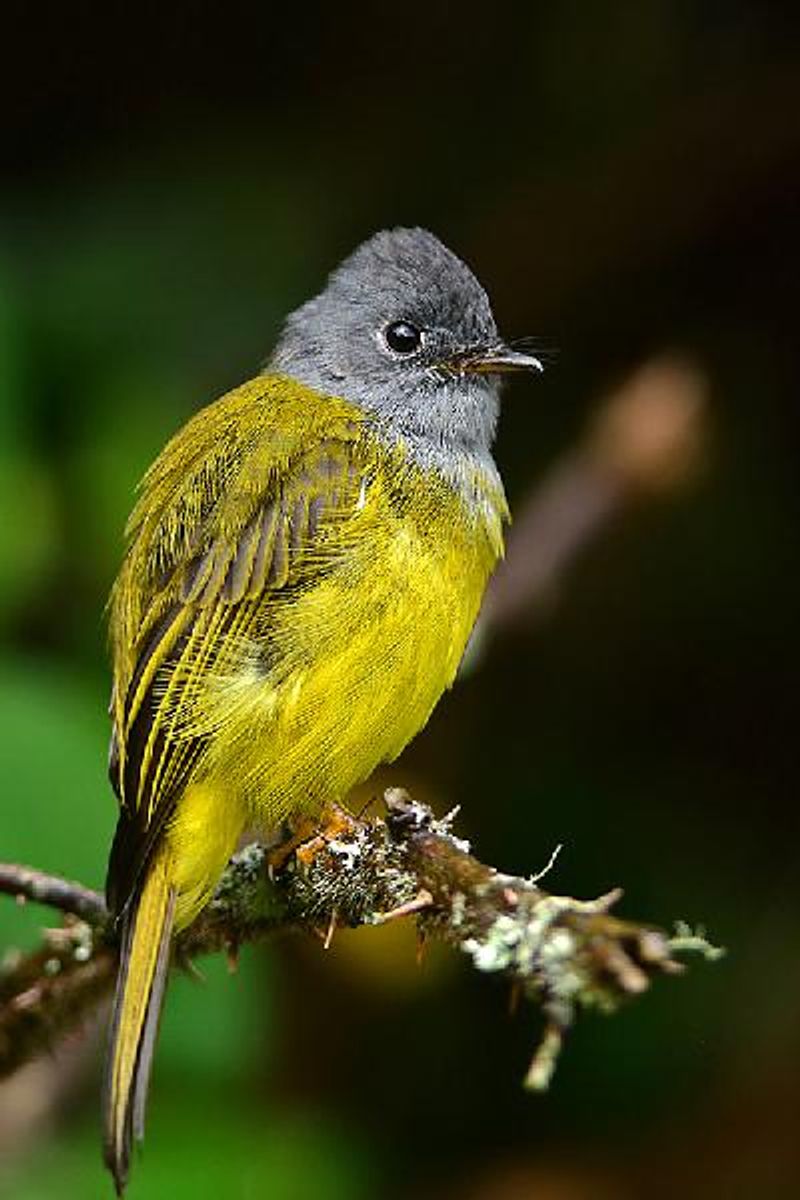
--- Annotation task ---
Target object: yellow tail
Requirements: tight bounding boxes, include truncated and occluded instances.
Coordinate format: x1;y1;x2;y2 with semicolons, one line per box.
103;846;175;1195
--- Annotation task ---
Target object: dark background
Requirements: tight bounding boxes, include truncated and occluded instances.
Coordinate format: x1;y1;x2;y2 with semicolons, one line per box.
1;2;798;1197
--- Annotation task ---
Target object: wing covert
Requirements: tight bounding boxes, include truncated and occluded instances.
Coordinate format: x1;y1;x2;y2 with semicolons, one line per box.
106;376;363;913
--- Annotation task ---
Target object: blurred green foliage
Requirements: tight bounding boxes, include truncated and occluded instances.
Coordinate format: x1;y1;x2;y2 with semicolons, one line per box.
16;1106;371;1200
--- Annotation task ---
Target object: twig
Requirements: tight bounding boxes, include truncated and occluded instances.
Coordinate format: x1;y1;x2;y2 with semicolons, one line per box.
0;864;107;925
0;791;722;1087
0;933;115;1078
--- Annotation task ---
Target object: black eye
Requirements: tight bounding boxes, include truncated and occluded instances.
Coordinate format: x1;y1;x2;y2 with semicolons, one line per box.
384;320;423;355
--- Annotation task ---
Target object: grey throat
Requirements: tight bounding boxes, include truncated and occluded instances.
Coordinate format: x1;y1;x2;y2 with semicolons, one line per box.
269;227;519;497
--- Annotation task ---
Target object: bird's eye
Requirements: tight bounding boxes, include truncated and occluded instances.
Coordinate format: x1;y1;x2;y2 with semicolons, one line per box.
383;320;423;355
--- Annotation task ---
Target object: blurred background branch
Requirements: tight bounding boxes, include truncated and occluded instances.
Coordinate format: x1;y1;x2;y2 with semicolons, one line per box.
469;356;708;663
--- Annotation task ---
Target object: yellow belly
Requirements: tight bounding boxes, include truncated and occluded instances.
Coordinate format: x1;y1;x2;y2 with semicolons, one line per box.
166;456;504;928
248;519;486;810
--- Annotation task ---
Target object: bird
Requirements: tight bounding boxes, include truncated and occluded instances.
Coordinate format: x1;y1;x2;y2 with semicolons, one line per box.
102;226;542;1192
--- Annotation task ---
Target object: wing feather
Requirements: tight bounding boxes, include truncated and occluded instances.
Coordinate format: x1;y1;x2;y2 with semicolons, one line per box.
106;377;362;914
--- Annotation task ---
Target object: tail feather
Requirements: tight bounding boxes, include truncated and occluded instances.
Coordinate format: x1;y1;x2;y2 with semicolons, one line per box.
131;885;175;1145
103;848;175;1195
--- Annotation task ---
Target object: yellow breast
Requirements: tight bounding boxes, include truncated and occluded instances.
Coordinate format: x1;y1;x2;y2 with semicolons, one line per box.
200;435;506;825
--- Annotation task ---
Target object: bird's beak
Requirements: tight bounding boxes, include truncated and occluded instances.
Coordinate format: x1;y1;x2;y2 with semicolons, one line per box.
454;344;544;376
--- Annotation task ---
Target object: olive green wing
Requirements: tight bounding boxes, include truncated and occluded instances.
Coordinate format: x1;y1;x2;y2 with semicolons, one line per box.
106;375;363;915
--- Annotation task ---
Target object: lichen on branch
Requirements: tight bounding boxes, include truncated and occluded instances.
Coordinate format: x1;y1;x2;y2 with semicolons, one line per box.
0;789;722;1088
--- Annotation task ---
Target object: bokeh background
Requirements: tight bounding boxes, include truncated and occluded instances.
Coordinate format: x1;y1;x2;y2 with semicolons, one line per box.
1;2;799;1197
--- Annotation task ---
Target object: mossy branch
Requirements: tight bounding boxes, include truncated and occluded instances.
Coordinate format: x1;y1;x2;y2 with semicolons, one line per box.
0;790;721;1088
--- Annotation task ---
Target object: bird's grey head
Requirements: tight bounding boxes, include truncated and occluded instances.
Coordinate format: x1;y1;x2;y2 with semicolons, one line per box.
271;228;541;468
